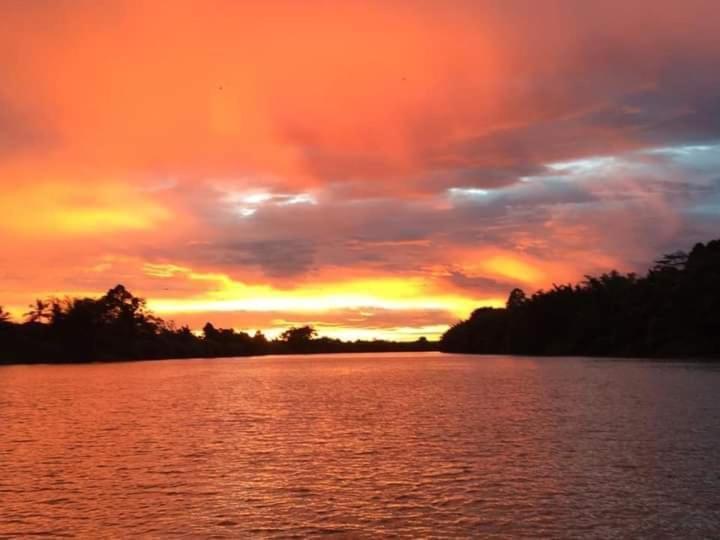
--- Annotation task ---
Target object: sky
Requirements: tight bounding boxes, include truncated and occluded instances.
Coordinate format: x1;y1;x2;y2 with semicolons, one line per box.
1;0;720;340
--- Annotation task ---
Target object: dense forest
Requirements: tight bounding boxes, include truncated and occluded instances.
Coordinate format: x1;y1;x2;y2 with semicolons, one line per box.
0;285;434;364
441;239;720;358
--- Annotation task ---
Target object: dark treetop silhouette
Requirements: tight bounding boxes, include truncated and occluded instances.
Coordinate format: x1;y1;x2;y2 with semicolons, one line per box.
440;239;720;358
0;285;434;364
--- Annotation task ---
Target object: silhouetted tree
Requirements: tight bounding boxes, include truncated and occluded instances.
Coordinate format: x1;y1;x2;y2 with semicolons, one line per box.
441;239;720;358
24;299;51;323
653;250;688;272
203;322;220;340
252;330;268;354
506;288;527;310
279;325;317;352
280;325;317;342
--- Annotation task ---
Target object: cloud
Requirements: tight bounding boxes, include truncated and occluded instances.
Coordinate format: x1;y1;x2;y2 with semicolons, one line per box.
444;271;518;297
219;240;318;278
2;1;720;338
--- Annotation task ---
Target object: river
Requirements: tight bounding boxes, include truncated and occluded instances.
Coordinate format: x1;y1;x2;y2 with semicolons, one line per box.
1;353;719;537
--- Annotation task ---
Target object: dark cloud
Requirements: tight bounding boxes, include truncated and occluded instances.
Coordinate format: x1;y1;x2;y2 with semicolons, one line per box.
194;239;317;278
445;271;517;296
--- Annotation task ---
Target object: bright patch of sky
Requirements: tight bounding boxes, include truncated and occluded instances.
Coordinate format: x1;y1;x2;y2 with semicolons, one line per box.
546;156;617;173
220;188;317;217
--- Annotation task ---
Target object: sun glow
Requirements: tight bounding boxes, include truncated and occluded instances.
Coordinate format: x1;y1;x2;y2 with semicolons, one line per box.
147;274;484;319
134;263;503;339
483;256;545;284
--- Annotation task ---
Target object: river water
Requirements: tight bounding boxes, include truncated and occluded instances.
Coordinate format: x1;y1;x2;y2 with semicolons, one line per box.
1;353;720;538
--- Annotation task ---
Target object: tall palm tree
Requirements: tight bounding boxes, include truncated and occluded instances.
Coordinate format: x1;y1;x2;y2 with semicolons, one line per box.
25;299;51;323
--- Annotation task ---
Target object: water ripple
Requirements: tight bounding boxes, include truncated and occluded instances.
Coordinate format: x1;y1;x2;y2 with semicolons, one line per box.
1;353;720;537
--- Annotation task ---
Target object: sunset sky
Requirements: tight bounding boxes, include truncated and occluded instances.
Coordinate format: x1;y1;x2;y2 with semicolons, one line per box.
1;0;719;340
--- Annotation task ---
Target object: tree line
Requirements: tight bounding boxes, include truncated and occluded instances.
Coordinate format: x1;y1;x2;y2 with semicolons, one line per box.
440;239;720;358
0;285;434;364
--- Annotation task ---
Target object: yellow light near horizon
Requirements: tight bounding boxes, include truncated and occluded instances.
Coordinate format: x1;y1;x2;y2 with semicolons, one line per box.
314;324;451;342
197;275;429;300
148;292;483;317
144;268;488;318
141;267;505;340
248;325;452;342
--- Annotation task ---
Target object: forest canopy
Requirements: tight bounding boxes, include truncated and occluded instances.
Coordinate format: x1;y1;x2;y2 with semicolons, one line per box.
440;239;720;358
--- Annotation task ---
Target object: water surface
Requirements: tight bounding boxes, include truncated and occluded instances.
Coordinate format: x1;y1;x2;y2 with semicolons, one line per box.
2;353;720;537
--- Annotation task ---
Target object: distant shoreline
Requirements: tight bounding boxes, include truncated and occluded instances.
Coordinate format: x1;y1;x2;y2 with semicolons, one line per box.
5;350;720;368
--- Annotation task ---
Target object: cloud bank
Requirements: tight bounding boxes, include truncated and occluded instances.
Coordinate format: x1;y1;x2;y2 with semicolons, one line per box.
1;0;719;338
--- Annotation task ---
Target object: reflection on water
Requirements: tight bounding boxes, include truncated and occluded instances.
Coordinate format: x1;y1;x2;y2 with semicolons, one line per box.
1;353;720;537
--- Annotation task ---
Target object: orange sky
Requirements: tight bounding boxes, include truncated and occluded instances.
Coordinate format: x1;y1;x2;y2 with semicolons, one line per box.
2;1;720;339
